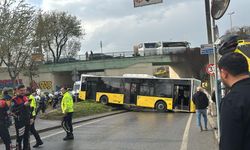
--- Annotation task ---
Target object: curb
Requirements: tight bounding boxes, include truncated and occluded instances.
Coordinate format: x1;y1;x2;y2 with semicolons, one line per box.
207;114;219;143
8;110;128;140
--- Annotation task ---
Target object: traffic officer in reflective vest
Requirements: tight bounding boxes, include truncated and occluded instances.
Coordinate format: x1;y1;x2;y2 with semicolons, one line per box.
60;87;74;140
26;88;43;148
11;85;31;150
0;99;12;150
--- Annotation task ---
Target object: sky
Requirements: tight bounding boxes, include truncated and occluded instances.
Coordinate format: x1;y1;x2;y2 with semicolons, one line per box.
27;0;250;54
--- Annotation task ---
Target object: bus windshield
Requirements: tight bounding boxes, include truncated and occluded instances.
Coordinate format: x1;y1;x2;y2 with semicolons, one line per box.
144;43;159;48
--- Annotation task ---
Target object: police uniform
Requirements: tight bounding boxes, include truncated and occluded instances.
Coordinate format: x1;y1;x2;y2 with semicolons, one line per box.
29;94;43;148
61;91;74;140
0;100;11;150
11;96;31;150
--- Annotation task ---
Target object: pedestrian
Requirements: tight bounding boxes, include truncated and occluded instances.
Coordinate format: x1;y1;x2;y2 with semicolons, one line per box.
211;90;216;104
60;87;74;140
218;52;250;150
2;89;12;101
26;88;43;148
85;51;89;60
192;86;209;131
0;99;12;150
36;92;46;115
90;50;93;60
10;85;31;150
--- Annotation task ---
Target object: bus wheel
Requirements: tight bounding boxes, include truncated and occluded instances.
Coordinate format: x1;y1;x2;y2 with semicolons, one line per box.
155;101;167;112
100;95;108;105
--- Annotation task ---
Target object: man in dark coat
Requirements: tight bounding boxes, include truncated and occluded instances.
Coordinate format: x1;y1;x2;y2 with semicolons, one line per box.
192;87;209;131
218;52;250;150
11;85;31;150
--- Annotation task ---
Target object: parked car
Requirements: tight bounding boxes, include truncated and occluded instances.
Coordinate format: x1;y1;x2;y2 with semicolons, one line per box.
58;57;77;63
90;53;113;60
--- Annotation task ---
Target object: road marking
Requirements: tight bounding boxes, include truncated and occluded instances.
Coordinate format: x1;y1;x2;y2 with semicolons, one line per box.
31;115;117;143
180;113;193;150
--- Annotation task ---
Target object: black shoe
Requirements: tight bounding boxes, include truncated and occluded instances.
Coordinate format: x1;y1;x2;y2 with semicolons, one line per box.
63;134;74;141
33;141;43;148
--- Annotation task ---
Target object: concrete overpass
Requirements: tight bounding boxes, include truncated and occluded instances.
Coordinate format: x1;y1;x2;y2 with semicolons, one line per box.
0;49;208;91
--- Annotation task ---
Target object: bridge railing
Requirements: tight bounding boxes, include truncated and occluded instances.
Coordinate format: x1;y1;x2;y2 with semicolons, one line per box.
44;48;192;64
44;50;137;64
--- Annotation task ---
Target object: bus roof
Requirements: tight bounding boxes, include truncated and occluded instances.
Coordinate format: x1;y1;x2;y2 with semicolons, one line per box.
81;74;200;82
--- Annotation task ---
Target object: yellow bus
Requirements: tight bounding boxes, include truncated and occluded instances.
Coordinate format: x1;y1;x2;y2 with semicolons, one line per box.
78;74;201;112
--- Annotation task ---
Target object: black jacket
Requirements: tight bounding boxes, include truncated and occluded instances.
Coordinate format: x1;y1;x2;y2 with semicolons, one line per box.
192;91;209;109
219;78;250;150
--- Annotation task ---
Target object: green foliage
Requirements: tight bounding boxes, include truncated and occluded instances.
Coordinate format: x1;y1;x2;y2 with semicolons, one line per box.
41;101;112;120
36;11;84;63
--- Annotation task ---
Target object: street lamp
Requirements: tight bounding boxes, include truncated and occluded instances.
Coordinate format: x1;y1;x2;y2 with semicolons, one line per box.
228;11;235;33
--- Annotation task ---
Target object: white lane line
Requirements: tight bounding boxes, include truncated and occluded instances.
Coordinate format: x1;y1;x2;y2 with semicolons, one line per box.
180;113;193;150
30;115;117;143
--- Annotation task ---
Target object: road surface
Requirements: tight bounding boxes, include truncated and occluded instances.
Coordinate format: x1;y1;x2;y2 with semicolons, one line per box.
1;112;218;150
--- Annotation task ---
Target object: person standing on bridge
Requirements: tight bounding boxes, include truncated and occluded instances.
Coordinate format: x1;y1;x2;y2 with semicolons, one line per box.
218;52;250;150
192;87;209;132
61;87;74;141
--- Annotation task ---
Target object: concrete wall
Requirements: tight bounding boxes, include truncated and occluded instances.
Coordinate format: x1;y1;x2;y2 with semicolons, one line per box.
53;72;74;91
105;63;154;76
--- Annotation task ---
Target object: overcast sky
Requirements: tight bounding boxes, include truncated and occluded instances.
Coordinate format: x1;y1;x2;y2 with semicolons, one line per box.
27;0;250;54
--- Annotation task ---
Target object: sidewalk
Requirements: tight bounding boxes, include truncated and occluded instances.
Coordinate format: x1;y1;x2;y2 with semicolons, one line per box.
8;110;127;139
207;102;219;142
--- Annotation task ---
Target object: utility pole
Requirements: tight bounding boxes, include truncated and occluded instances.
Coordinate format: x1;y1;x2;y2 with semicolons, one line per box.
205;0;213;44
100;41;103;53
228;11;235;32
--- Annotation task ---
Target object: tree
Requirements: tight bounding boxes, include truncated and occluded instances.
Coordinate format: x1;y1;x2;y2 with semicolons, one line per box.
62;39;81;58
225;26;250;35
37;11;83;63
22;56;40;88
0;0;37;87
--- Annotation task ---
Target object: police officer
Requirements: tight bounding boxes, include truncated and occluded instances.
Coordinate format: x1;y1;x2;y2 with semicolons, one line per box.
11;85;31;150
26;88;43;148
0;99;12;150
60;87;74;140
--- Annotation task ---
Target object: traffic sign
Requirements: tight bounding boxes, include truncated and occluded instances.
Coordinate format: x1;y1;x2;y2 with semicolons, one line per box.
206;64;215;75
200;44;214;55
134;0;163;7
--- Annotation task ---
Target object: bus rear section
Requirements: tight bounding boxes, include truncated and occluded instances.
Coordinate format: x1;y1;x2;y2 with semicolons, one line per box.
158;41;189;55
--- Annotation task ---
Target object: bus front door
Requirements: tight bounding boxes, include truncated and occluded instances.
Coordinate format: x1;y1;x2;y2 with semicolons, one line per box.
173;85;190;111
124;82;138;105
130;83;138;105
86;81;97;100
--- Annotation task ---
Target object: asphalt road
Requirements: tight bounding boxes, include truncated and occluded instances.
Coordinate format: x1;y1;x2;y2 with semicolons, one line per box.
1;112;218;150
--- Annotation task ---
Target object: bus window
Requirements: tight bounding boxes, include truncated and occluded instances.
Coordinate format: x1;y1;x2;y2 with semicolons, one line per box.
160;41;189;55
154;81;172;97
144;43;158;48
140;83;154;96
110;78;122;93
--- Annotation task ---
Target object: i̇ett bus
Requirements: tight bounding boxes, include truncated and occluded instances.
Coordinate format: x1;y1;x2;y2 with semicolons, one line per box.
78;74;200;112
